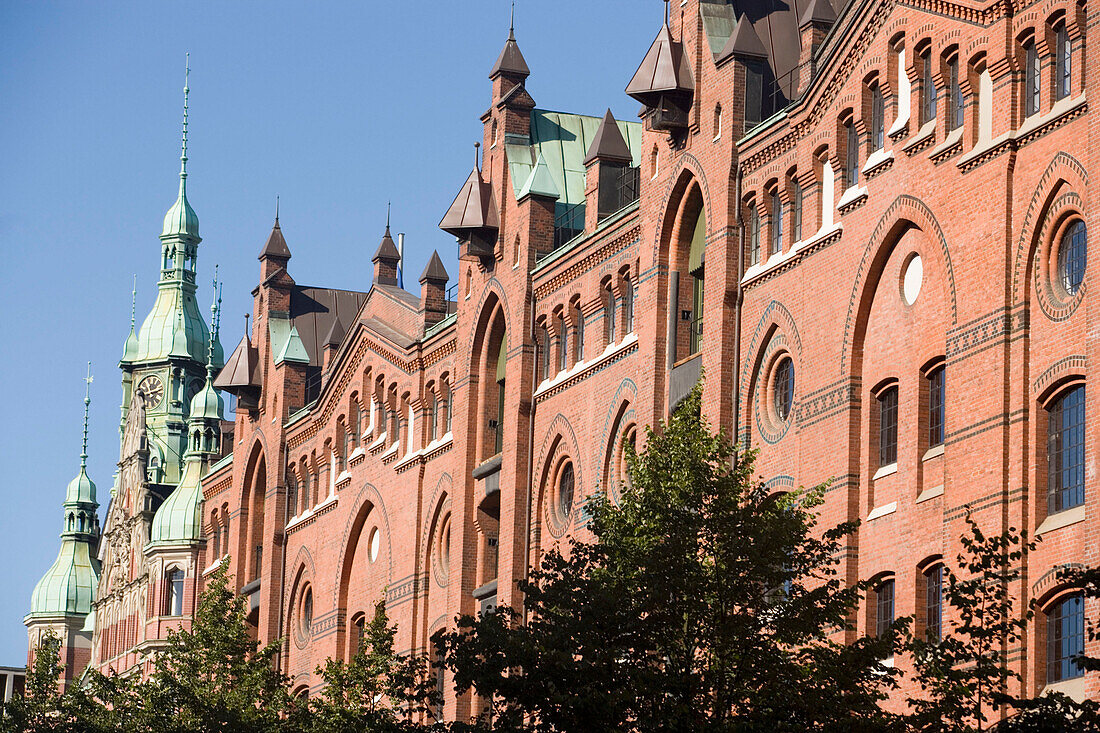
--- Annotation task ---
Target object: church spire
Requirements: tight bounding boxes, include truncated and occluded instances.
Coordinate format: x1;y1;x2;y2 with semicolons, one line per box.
161;54;199;241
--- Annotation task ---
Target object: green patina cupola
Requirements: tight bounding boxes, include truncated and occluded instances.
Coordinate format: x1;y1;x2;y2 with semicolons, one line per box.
27;366;102;621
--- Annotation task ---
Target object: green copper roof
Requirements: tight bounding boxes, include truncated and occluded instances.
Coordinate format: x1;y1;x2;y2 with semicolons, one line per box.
66;467;97;506
189;380;223;421
271;319;310;365
517;153;560;200
149;458;204;545
27;541;101;620
507;109;642;206
135;287;214;364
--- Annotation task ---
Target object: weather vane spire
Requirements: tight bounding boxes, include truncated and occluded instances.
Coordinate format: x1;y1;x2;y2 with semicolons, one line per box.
509;1;515;40
81;363;93;468
275;195;280;224
386;200;391;232
180;53;190;190
129;275;137;331
208;265;221;378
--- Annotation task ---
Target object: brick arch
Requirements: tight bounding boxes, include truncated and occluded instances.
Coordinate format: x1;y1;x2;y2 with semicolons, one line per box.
421;476;453;588
739;300;803;439
463;278;512;369
533;414;581;543
333;481;393;611
651;153;714;263
1032;355;1088;403
840;195;958;374
284;547;316;657
1011;152;1089;305
594;378;638;491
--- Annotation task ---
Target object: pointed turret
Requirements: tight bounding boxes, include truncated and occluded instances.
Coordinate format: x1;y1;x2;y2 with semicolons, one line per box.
161;57;199;242
259;206;292;262
324;316;346;348
490;4;530;80
215;316;262;411
584;109;634;165
717;15;769;63
441;146;500;260
373;214;401;286
420;250;450;328
27;365;102;624
121;277;139;363
626;5;694;136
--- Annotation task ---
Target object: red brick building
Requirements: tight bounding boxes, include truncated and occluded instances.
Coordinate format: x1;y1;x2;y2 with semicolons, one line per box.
30;0;1096;720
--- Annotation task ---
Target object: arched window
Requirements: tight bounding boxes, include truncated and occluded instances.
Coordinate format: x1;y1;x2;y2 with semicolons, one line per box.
1025;39;1040;116
557;313;568;371
299;586;314;641
946;55;963;132
924;563;944;641
352;614;366;657
1047;593;1085;682
557;460;575;522
687;206;706;355
573;301;585;363
844;119;859;187
773;357;794;421
792;177;803;242
1047;385;1085;513
605;284;617;345
623;274;634;334
493;335;507;455
927;366;946;448
920;47;937;124
873;577;895;637
1058;220;1087;296
713;103;722;139
748;200;761;266
429;390;439;442
210;510;221;557
286;470;298;522
878;386;899;467
220;504;230;556
166;568;185;617
1054;22;1071;100
770;188;783;256
539;324;551;381
870;81;885;151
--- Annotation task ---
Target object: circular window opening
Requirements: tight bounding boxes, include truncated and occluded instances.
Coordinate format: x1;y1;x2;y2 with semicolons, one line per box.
773;357;794;421
557;461;575;521
299;586;313;640
902;253;923;305
1058;220;1087;296
368;527;380;563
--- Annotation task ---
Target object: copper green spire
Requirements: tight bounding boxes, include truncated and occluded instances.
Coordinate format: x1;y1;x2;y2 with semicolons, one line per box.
121;275;140;362
161;55;199;240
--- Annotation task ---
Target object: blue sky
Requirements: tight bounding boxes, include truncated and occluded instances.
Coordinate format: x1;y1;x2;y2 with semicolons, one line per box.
0;0;657;665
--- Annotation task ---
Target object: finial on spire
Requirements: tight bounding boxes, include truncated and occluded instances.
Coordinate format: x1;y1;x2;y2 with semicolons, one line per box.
81;363;93;468
244;313;250;339
475;141;481;171
275;195;280;225
179;54;190;190
129;275;137;331
207;266;221;377
386;200;391;233
664;0;670;26
509;1;515;40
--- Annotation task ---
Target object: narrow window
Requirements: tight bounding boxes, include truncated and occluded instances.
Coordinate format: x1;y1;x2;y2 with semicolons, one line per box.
845;121;859;187
429;392;439;442
352;616;366;657
871;83;885;150
879;386;899;467
713;103;722;139
1055;24;1071;100
921;49;938;124
210;512;221;557
300;587;313;639
1048;593;1085;682
925;565;943;641
166;569;185;617
558;314;568;371
749;204;761;265
557;461;575;520
792;179;803;242
770;190;783;255
947;56;963;132
774;357;794;421
575;306;585;363
605;285;617;344
623;275;634;334
690;273;704;355
286;473;297;521
1025;41;1040;116
928;367;945;448
494;338;506;455
876;578;896;637
539;325;551;381
1048;385;1085;513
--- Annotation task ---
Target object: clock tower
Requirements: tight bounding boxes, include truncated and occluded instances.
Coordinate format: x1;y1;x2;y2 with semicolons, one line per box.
119;59;221;489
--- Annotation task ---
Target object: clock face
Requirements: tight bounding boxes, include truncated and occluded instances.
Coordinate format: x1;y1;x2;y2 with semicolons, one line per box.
137;375;164;410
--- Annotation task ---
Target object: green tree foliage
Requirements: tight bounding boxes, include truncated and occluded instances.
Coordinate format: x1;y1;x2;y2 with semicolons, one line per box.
306;599;440;733
436;386;902;733
1;631;72;733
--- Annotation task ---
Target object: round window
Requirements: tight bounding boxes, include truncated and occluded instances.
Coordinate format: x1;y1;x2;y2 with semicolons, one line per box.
368;527;380;563
1058;220;1087;296
773;357;794;422
557;461;575;520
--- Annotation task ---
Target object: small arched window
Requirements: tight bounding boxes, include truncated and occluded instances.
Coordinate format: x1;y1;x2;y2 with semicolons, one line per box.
748;201;761;266
286;470;298;522
557;313;568;371
557;460;575;522
1025;39;1040;116
770;189;783;255
878;385;899;467
623;274;634;334
792;177;803;242
713;103;722;139
539;324;551;382
299;586;314;640
1047;592;1085;682
873;576;895;637
927;366;946;448
773;357;794;421
1054;22;1071;100
574;302;585;363
870;81;885;150
429;391;439;442
1047;384;1085;513
844;119;859;187
352;614;367;657
605;285;617;345
166;568;185;617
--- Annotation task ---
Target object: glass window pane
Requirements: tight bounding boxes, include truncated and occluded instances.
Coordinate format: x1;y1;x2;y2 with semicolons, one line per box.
879;387;898;467
876;579;895;637
1048;594;1085;682
928;367;945;447
1048;385;1086;513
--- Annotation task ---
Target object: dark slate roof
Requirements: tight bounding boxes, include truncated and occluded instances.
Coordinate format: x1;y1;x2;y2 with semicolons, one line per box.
490;29;530;78
626;23;695;101
214;336;260;390
800;0;837;26
420;250;449;283
583;109;634;165
323;316;345;347
373;227;400;262
439;168;500;235
374;283;420;308
289;286;368;366
259;219;292;260
717;15;769;61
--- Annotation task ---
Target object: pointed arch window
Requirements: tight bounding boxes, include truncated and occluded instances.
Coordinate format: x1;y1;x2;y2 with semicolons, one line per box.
557;313;568;372
605;284;617;345
688;207;706;355
493;335;507;455
1055;23;1071;101
623;274;635;334
1025;40;1040;116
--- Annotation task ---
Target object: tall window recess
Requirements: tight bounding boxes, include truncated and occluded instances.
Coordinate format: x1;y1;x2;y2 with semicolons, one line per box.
921;49;938;125
770;190;783;256
1058;220;1087;296
878;386;899;468
286;472;298;522
1025;41;1041;117
538;324;551;382
688;207;706;356
1047;593;1085;683
1055;23;1071;101
557;313;568;372
845;120;859;187
946;56;963;132
924;564;943;641
605;285;617;345
166;568;185;617
429;392;439;442
927;366;945;448
623;274;634;334
874;578;896;638
749;203;761;266
1047;384;1085;514
871;83;885;151
492;336;507;456
792;178;803;243
574;305;585;363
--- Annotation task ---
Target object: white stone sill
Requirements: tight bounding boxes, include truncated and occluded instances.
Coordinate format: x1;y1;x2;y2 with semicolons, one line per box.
887;111;909;137
394;432;454;470
740;222;843;284
1042;676;1087;702
867;502;898;521
958;92;1087;167
901;119;936;153
873;462;898;481
916;485;944;504
1035;504;1086;538
862;148;894;174
368;432;387;450
284;493;340;532
929;127;963;158
837;185;868;210
922;444;944;461
381;442;400;459
534;332;638;397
